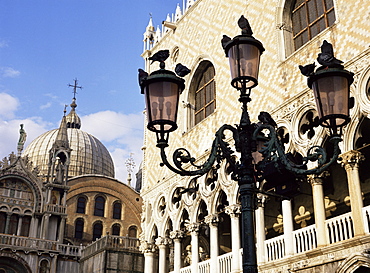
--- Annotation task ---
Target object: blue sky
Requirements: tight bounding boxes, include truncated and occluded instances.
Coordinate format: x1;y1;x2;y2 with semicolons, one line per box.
0;0;183;184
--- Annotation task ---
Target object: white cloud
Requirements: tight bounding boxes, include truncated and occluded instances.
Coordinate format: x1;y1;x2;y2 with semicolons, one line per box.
40;102;52;110
1;67;20;78
0;93;19;119
81;111;145;184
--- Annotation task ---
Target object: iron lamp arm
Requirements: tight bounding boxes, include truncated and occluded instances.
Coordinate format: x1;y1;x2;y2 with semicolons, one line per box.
254;124;342;175
158;124;240;176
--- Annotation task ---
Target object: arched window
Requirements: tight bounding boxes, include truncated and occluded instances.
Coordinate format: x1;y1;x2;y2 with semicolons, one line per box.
76;196;87;214
93;221;103;241
112;224;120;236
94;196;105;217
128;226;137;238
75;218;84;239
292;0;335;50
189;61;216;127
39;259;50;273
112;202;122;219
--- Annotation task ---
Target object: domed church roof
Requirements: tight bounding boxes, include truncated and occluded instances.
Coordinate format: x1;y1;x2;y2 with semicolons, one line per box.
23;98;115;178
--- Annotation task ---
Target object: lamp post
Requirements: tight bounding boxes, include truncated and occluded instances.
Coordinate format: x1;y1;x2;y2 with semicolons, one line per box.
139;16;353;273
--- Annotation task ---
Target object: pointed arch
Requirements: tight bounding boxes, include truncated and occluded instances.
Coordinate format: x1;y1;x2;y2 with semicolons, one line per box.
336;253;370;273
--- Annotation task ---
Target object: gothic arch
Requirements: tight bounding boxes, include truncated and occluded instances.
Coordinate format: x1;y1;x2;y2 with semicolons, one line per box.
336;253;370;273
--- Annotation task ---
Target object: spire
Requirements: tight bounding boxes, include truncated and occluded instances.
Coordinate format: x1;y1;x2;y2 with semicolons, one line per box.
147;15;155;32
53;107;70;150
144;15;156;51
175;4;182;21
155;26;161;43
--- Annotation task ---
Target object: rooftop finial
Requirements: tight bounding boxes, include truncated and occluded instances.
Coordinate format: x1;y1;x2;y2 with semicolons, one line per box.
68;78;83;100
63;104;68;116
125;153;136;187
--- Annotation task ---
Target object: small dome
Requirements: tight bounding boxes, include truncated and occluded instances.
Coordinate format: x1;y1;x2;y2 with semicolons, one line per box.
66;99;81;129
24;128;115;178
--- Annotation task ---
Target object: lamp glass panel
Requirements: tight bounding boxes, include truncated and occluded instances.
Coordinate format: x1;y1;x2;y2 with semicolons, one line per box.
145;81;180;132
228;43;261;88
313;75;349;126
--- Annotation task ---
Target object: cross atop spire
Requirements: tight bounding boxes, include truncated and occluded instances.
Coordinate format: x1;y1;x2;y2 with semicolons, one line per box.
68;78;82;100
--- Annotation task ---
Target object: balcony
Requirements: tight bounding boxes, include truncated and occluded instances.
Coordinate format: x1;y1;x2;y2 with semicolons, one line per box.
173;205;370;273
81;235;141;260
0;234;82;257
43;203;67;214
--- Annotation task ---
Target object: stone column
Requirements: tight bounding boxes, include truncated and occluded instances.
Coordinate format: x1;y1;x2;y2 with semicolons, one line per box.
340;150;365;236
282;199;294;256
254;196;266;264
205;214;219;273
58;216;66;242
187;223;200;273
41;214;51;239
309;174;328;246
141;241;157;273
16;214;23;236
4;213;11;234
170;230;184;273
225;204;241;273
156;236;170;273
29;216;36;237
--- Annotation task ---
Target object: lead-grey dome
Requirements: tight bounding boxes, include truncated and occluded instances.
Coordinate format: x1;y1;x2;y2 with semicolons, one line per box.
24;128;115;178
23;98;115;178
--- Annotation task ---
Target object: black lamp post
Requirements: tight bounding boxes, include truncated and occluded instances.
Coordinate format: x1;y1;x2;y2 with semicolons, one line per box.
139;16;353;273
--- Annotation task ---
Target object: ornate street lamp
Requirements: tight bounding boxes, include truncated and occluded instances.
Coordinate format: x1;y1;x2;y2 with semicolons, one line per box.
139;16;353;273
139;50;185;146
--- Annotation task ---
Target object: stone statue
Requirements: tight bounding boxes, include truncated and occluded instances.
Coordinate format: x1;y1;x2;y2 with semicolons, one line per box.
17;124;27;155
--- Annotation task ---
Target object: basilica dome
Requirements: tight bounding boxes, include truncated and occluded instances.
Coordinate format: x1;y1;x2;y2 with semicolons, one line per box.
23;99;115;178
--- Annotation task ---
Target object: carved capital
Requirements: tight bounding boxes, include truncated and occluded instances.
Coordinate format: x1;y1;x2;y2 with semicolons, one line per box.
308;172;329;186
140;241;157;253
225;204;241;217
169;230;184;240
204;214;219;226
155;236;171;247
187;222;200;233
340;150;365;170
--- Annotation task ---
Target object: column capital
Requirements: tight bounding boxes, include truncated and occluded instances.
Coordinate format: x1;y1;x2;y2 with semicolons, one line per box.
170;230;185;240
140;241;157;253
225;204;241;217
308;172;329;186
204;214;219;226
187;222;200;233
340;150;365;170
155;236;171;247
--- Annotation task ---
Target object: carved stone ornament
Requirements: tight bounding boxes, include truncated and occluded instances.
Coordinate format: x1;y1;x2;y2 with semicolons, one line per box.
139;241;157;253
204;214;219;226
340;150;365;170
155;236;171;246
225;204;241;217
187;223;200;233
169;230;185;240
